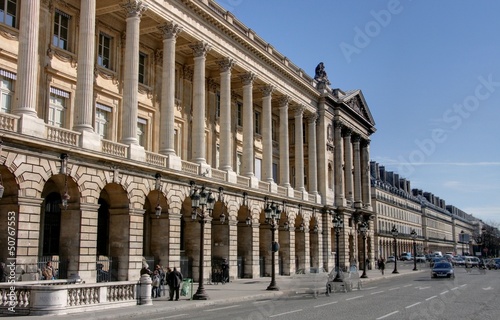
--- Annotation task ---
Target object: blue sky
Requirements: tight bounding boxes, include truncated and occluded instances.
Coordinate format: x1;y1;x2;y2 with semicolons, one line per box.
217;0;500;224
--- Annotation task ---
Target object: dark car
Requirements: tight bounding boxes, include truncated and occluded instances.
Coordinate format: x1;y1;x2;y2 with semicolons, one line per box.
431;261;455;279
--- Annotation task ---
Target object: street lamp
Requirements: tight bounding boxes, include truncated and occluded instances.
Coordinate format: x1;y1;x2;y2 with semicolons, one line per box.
391;225;399;274
358;221;368;278
410;229;418;271
460;230;465;256
331;211;344;282
264;197;282;291
190;181;217;300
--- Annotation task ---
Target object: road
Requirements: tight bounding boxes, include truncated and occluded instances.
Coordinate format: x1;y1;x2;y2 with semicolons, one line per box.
133;266;500;320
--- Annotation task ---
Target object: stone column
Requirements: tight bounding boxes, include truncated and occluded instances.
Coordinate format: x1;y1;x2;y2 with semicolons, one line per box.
352;134;363;208
361;140;372;210
307;113;318;198
14;0;45;136
121;1;147;160
293;105;305;194
343;128;354;205
15;197;43;280
218;58;236;171
261;84;274;183
241;72;256;178
317;99;328;205
334;120;345;207
73;0;100;150
278;96;291;189
77;203;100;283
190;41;211;165
158;22;182;157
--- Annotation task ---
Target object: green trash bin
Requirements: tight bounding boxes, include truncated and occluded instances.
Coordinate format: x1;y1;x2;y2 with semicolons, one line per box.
181;278;193;300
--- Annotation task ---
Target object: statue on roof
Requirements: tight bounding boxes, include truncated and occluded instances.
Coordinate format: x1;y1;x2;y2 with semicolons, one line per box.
314;62;330;85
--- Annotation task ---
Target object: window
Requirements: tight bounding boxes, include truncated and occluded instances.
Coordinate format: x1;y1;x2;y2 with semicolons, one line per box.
48;87;69;128
53;10;70;50
137;117;147;147
254;111;261;134
215;92;221;119
98;33;112;69
272;163;278;183
272;119;277;141
237;102;242;127
138;52;147;84
0;71;15;113
255;158;262;180
0;0;17;28
96;103;111;139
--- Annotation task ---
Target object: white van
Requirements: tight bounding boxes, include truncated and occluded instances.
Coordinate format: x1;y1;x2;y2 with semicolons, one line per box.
433;251;443;257
464;256;480;267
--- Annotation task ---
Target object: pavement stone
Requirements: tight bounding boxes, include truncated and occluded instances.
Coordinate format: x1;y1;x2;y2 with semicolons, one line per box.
10;263;429;319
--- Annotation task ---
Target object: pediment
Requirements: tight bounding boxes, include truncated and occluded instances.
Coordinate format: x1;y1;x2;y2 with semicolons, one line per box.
342;89;375;127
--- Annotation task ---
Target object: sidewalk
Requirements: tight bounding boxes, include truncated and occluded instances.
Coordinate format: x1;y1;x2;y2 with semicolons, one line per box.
12;263;428;319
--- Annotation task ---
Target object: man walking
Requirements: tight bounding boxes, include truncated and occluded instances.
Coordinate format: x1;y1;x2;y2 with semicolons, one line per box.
168;267;183;301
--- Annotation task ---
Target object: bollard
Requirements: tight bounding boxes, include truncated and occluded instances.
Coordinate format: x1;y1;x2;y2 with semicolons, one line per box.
139;274;153;305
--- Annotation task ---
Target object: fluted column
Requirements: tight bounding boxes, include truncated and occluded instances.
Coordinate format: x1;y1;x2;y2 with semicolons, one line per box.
190;41;211;164
317;98;328;204
121;1;147;145
293;105;305;192
343;128;354;204
159;22;183;155
278;96;291;188
334;120;345;206
361;140;372;209
307;113;318;196
241;72;256;177
352;134;363;208
219;58;236;171
261;84;275;182
14;0;40;117
73;0;96;132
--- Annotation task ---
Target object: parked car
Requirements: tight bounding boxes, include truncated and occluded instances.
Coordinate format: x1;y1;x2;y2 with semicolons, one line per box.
386;256;396;263
415;254;426;263
452;256;465;266
401;252;412;261
431;261;455;279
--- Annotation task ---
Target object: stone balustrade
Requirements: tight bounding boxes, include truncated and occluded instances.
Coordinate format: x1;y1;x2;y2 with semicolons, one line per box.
0;279;143;316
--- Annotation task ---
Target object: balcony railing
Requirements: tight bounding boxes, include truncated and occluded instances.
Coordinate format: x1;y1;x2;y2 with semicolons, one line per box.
102;140;128;158
46;125;80;146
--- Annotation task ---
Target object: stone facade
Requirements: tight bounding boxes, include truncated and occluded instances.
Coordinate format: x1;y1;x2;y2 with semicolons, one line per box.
0;0;378;284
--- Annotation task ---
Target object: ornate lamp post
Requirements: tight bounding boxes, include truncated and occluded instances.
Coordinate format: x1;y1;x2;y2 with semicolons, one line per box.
358;221;368;278
410;229;418;271
391;225;399;274
331;211;344;282
474;233;483;259
190;182;216;300
264;197;282;291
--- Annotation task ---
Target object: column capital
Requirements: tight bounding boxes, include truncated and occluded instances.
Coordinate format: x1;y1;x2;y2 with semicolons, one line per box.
240;72;257;86
278;95;290;108
217;57;236;72
291;105;305;117
361;139;371;148
158;21;183;39
190;41;211;58
121;0;147;18
352;133;361;143
260;84;275;97
342;127;353;137
334;120;343;129
306;112;318;124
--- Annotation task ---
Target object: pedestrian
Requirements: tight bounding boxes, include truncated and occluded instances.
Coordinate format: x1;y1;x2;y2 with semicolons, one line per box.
140;262;152;277
0;262;7;282
42;261;55;280
378;258;385;275
154;265;166;297
151;269;161;298
221;258;229;283
366;258;371;270
168;267;183;301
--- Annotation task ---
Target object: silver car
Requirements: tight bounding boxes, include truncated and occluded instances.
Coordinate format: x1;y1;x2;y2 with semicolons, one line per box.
431;261;455;279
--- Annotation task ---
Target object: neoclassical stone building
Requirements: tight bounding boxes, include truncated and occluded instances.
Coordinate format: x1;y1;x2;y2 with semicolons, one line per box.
0;0;376;283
